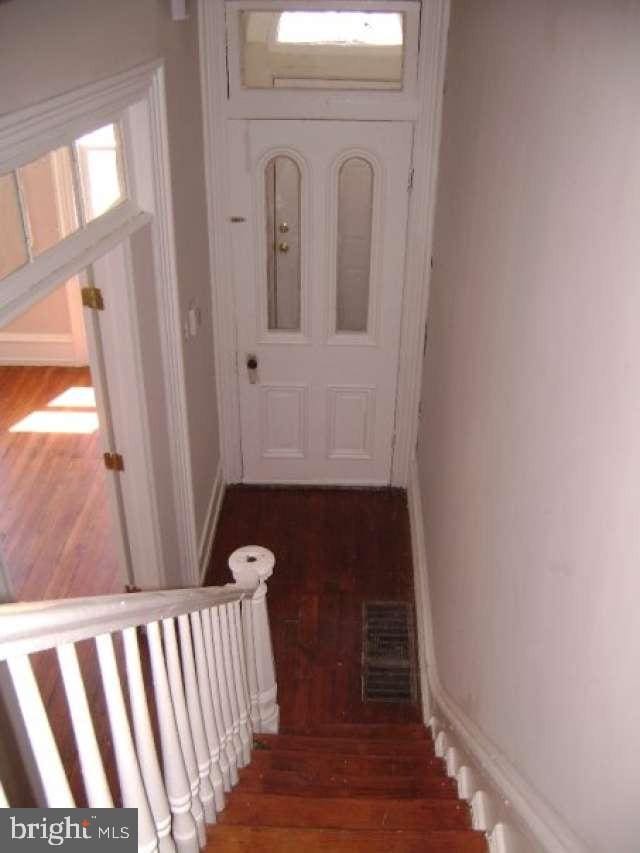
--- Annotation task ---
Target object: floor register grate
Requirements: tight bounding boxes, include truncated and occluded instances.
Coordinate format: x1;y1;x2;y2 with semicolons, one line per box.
362;601;417;703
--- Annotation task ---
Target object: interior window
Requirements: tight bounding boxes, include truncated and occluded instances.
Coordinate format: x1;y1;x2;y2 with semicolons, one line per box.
241;9;404;90
0;122;125;283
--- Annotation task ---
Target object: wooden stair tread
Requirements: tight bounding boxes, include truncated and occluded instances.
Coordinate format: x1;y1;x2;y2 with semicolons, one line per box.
245;748;444;777
254;733;435;756
280;722;429;740
219;792;471;831
204;825;486;852
236;768;458;798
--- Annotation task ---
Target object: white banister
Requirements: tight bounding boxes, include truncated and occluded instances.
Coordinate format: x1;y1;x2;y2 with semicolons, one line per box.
95;632;158;853
56;642;114;808
162;617;206;848
6;654;75;807
189;610;226;812
228;546;280;733
211;606;243;769
0;584;256;660
0;544;280;846
201;608;236;788
177;613;218;822
228;601;252;765
146;621;198;853
122;627;175;853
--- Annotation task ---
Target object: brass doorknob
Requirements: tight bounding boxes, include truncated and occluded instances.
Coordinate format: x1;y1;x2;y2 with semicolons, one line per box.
278;241;290;253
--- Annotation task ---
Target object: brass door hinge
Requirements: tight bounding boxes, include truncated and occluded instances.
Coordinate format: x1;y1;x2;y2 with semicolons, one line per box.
103;451;124;472
81;286;104;311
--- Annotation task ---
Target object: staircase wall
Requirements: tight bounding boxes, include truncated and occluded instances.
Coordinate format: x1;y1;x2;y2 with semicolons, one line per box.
415;1;640;850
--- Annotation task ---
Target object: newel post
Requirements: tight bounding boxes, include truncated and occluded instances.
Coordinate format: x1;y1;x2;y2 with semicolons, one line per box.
228;546;280;734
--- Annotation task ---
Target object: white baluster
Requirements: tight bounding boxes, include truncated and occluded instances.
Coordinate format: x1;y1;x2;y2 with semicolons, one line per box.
162;618;206;849
240;597;260;731
95;633;158;853
56;642;113;808
229;547;280;733
189;611;226;811
121;628;175;853
6;655;74;807
0;779;8;808
229;600;252;764
200;610;234;788
177;614;217;823
219;604;245;765
210;606;243;771
146;621;198;853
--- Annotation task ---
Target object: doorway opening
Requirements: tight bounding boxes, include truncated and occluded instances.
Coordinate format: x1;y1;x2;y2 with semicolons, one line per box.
0;272;129;602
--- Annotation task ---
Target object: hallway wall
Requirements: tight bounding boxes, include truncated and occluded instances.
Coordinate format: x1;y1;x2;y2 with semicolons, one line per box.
416;1;640;850
0;0;221;571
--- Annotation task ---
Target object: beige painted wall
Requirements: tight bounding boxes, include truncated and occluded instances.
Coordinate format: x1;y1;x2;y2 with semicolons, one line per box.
3;285;71;335
0;0;220;557
417;1;640;850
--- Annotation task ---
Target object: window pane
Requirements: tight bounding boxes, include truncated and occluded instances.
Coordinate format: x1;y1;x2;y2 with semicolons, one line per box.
242;10;404;90
266;156;301;331
0;172;28;280
75;123;124;222
18;147;79;257
336;157;373;333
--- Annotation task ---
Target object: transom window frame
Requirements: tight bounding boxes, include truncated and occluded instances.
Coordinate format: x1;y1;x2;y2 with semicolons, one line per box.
224;0;422;121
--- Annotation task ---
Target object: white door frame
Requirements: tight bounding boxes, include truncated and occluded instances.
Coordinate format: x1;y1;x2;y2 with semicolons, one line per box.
198;0;450;486
0;61;200;587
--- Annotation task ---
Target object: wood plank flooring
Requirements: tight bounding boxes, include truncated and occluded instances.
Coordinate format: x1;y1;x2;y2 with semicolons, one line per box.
0;366;122;601
205;486;421;728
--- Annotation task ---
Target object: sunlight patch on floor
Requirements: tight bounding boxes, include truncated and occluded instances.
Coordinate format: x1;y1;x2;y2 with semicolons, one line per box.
8;384;99;434
9;410;99;434
47;386;96;408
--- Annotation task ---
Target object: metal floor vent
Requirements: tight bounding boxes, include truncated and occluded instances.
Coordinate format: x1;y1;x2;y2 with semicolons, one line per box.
362;601;417;703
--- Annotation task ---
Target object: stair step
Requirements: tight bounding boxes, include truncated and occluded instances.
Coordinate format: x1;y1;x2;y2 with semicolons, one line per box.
280;722;428;740
246;748;444;777
219;793;471;831
205;825;486;852
237;768;458;798
254;733;436;757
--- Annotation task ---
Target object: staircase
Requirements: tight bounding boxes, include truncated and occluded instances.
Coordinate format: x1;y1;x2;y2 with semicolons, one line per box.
206;724;486;852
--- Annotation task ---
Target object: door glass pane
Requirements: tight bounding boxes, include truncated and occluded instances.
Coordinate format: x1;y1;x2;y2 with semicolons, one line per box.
265;156;301;331
242;10;404;90
0;172;28;280
336;157;373;333
18;146;79;257
75;123;125;222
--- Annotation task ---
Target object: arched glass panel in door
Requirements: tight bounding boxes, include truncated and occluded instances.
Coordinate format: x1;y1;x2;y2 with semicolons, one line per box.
265;155;301;331
336;157;373;333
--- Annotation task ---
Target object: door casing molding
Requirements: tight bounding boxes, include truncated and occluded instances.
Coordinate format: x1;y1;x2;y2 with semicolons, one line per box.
0;61;199;587
199;0;450;486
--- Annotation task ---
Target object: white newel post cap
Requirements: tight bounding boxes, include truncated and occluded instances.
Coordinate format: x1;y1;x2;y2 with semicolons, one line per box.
228;546;275;585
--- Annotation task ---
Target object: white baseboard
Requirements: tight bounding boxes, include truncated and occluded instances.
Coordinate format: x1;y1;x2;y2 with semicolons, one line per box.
407;457;586;853
198;465;225;585
0;332;85;366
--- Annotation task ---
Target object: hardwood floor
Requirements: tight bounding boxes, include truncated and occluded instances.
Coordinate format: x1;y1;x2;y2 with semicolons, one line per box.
0;366;122;602
205;486;422;728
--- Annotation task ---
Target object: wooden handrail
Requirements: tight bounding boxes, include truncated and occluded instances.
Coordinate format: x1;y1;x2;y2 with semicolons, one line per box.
0;582;257;660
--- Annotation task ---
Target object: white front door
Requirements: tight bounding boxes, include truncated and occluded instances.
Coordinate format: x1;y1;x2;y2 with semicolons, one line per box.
229;120;413;484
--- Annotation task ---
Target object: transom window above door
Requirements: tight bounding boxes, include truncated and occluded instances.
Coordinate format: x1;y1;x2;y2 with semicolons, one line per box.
0;122;125;282
224;1;421;116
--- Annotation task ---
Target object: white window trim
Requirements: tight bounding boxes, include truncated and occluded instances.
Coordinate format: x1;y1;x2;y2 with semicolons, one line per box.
0;61;200;587
199;0;450;486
